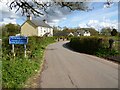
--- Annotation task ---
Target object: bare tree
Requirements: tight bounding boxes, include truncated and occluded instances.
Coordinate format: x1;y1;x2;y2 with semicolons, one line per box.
7;0;88;16
5;0;113;16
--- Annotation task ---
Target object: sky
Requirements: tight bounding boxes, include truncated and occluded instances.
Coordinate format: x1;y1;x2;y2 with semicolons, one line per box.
0;1;119;31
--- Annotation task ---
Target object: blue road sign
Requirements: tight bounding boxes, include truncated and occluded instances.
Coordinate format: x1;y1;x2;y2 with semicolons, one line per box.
9;36;28;44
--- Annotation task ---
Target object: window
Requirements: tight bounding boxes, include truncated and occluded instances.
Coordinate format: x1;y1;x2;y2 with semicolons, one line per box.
41;27;43;33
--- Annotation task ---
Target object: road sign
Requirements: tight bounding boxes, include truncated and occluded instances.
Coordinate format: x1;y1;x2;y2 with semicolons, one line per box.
9;36;28;44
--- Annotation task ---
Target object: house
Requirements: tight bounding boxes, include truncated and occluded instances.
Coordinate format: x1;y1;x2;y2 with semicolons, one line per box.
53;30;68;36
54;30;91;37
21;16;53;37
73;30;91;36
56;26;63;31
83;31;91;36
68;32;74;36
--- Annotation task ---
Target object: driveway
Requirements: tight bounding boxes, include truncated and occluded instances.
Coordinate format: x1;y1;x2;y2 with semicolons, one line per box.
40;41;118;88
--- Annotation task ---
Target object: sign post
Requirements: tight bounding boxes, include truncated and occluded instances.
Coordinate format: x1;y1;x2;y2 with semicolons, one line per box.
9;36;28;58
12;44;15;57
24;44;27;58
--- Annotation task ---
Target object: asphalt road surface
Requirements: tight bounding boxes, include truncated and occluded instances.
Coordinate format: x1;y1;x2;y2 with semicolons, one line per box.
40;41;118;88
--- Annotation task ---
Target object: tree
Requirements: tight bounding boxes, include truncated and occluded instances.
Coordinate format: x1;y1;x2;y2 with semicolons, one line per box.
0;26;2;38
5;0;112;16
2;23;20;37
88;28;99;36
101;27;112;36
119;32;120;37
111;29;118;36
53;26;60;35
80;28;99;36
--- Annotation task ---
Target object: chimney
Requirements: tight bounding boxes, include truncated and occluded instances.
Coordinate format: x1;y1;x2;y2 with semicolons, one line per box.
27;15;32;20
43;19;47;23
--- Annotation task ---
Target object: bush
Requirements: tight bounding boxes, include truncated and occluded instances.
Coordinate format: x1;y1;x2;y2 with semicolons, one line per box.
2;36;55;88
69;36;105;54
96;48;119;57
69;36;119;57
111;29;118;36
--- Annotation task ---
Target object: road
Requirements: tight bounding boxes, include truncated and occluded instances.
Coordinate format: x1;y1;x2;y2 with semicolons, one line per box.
40;41;118;88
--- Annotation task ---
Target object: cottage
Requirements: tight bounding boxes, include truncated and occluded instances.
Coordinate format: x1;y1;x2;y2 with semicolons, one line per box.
21;16;53;37
68;32;74;36
73;30;91;36
83;31;91;36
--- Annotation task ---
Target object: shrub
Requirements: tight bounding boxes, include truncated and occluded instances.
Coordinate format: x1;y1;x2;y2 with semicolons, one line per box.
69;36;119;58
69;36;105;54
96;48;119;57
111;29;118;36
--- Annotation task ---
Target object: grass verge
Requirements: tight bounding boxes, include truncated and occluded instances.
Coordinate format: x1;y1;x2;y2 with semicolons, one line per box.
2;36;55;88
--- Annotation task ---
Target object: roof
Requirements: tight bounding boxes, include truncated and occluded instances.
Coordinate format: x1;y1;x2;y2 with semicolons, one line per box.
54;31;69;36
73;32;79;36
30;19;52;28
76;30;84;34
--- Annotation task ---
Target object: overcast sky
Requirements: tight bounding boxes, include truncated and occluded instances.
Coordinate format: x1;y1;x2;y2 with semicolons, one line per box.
0;1;119;31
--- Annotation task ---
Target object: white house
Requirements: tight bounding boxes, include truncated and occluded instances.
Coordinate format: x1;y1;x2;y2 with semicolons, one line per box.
21;16;53;37
73;30;91;36
68;32;74;36
83;31;91;36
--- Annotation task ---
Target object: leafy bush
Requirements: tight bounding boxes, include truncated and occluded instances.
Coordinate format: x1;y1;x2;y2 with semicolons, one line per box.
69;36;119;57
2;36;55;88
69;36;105;54
2;23;20;38
111;29;118;36
96;48;119;57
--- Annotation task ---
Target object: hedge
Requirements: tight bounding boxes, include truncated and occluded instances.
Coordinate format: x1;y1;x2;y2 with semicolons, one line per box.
69;36;108;55
2;36;55;88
